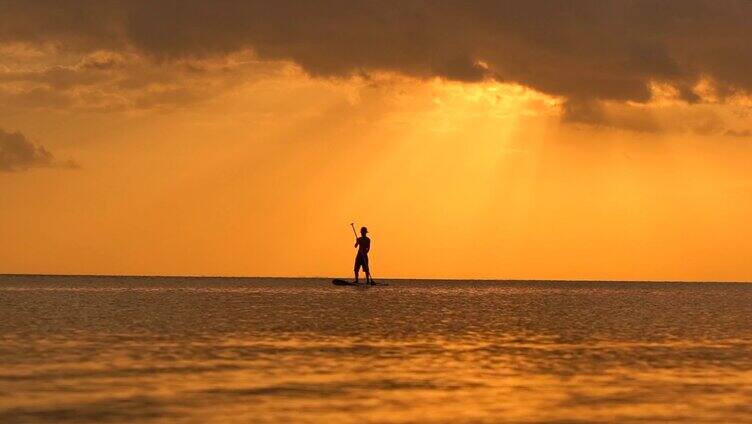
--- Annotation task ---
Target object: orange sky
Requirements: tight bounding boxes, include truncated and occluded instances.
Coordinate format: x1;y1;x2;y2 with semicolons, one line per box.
2;3;752;281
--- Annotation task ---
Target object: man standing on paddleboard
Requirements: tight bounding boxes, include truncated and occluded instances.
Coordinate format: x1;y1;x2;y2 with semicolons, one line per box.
354;226;372;285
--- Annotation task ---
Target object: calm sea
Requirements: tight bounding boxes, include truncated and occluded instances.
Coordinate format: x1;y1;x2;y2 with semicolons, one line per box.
1;275;751;423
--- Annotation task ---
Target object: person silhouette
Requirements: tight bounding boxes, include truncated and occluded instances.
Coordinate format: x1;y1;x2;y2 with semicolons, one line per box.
354;226;372;284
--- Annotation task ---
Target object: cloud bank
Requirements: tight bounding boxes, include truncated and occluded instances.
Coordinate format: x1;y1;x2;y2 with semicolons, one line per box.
1;1;751;131
2;1;752;101
0;129;78;172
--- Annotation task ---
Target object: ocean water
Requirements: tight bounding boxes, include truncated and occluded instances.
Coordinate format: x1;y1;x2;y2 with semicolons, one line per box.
1;276;751;423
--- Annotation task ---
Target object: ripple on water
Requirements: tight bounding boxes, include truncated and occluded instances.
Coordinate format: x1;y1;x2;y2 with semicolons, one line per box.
1;276;751;423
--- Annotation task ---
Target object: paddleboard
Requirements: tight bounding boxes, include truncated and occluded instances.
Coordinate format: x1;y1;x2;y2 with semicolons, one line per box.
332;279;388;286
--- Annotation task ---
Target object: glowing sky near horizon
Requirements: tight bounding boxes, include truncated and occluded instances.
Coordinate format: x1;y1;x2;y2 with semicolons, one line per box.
2;1;752;280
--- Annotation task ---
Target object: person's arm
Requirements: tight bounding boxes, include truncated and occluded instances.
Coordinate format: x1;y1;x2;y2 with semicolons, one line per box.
354;238;359;248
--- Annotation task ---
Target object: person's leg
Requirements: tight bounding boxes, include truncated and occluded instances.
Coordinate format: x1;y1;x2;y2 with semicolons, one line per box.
364;259;372;284
354;259;361;283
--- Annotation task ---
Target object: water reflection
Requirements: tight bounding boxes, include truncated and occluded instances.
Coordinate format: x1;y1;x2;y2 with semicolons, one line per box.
1;276;751;423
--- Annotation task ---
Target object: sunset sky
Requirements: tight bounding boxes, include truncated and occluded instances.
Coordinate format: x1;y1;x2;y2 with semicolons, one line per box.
2;1;752;280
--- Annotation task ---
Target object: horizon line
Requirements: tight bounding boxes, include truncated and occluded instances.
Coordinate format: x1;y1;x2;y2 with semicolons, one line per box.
1;273;751;285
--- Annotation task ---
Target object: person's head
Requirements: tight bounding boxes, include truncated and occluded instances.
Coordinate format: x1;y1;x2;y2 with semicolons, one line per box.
360;226;368;236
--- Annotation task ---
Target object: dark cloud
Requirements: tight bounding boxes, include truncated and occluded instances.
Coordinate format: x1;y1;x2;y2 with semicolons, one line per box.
2;1;752;109
108;1;752;103
0;128;78;172
725;129;751;138
0;0;125;51
562;99;661;133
